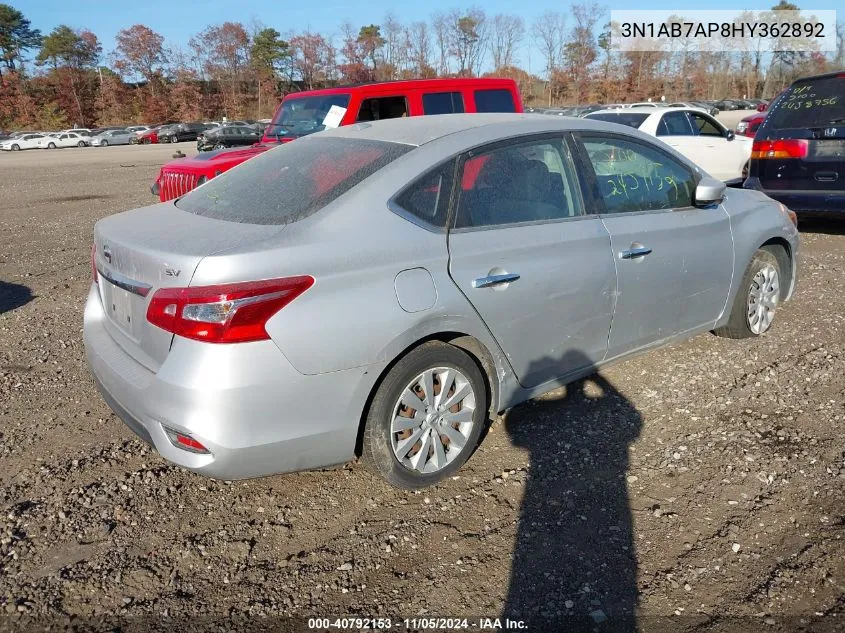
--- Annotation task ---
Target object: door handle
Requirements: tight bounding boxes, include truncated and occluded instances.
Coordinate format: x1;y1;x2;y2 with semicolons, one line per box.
620;246;652;260
472;273;521;288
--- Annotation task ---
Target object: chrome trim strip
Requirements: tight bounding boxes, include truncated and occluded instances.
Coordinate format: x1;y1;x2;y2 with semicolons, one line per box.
97;267;153;297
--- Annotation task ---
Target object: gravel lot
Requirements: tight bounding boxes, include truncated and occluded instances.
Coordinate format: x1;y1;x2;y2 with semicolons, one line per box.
0;143;843;633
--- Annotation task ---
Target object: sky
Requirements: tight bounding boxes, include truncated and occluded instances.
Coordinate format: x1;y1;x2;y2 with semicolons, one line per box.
16;0;843;73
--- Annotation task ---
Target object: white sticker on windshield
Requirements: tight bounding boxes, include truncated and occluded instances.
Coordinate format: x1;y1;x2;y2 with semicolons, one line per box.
322;105;347;129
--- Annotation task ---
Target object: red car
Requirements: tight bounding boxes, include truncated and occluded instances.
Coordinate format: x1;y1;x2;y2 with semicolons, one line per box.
736;112;767;137
136;126;162;145
152;78;524;201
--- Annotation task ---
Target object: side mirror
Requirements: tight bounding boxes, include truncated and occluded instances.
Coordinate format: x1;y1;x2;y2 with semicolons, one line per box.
725;129;735;141
695;176;726;207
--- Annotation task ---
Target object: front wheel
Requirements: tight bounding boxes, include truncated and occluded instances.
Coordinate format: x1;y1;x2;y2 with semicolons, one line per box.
11;144;20;151
47;142;56;149
100;140;108;147
361;341;488;489
77;141;85;147
715;249;782;339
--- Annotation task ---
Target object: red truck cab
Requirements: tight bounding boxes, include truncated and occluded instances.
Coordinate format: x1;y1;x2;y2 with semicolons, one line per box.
152;78;523;201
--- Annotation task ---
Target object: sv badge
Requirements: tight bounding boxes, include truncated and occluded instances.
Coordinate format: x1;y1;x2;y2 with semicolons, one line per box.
164;268;181;277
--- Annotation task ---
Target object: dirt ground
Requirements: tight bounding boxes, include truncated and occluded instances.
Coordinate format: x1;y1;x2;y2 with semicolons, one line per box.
0;143;843;633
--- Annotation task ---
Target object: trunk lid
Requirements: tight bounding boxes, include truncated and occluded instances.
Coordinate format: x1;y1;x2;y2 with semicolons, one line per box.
93;203;280;371
754;74;845;193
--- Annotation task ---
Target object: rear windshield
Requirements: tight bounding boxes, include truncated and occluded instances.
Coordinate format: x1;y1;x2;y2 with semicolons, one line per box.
175;137;411;225
765;76;844;129
585;112;650;128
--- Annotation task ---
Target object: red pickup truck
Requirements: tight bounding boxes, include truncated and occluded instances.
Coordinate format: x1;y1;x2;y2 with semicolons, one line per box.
152;78;523;202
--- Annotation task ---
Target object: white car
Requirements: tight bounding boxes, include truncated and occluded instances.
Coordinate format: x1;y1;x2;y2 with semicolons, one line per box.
0;133;46;151
585;107;753;184
64;128;92;138
41;132;89;149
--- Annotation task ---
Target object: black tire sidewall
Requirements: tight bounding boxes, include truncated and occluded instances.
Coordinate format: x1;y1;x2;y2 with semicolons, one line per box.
101;140;107;147
362;342;488;489
727;249;781;338
48;143;55;149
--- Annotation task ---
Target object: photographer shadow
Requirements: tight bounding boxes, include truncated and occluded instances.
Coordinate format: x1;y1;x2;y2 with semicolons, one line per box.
502;349;642;632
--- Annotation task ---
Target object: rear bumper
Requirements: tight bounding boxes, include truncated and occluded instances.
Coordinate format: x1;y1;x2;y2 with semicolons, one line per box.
744;180;845;215
83;283;381;480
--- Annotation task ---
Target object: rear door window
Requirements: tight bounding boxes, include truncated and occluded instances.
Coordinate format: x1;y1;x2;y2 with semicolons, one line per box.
422;92;465;115
175;137;411;225
356;96;409;121
657;112;695;136
764;76;845;130
473;89;516;113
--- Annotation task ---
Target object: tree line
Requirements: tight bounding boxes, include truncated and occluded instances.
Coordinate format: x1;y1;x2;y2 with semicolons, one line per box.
0;1;843;129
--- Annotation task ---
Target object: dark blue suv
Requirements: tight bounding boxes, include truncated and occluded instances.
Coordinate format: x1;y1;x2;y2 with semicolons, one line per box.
744;72;845;217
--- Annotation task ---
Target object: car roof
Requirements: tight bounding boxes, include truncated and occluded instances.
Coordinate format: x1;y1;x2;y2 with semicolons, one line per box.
282;77;517;99
588;106;706;116
314;113;659;148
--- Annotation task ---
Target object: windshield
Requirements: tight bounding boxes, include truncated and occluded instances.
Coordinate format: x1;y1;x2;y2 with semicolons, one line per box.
175;137;411;225
586;112;650;128
765;76;844;129
265;93;352;139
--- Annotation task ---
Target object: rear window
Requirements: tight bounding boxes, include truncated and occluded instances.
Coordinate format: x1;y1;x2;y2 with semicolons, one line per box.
423;92;465;115
474;89;516;113
764;77;844;130
175;137;411;225
586;112;650;128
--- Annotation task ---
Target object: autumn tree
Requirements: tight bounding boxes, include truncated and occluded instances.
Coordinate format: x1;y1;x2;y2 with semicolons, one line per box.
0;3;40;73
562;3;600;103
290;32;333;89
113;23;167;109
408;21;435;77
190;22;251;115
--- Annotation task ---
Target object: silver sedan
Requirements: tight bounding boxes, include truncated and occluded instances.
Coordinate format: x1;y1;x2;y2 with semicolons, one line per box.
90;129;135;147
84;114;799;489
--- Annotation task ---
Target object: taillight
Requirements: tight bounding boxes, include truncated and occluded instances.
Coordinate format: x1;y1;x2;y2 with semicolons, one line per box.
751;139;809;159
162;426;210;454
146;276;313;344
91;244;98;284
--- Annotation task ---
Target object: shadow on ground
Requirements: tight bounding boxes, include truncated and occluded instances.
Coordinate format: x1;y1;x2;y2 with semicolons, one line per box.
0;280;33;314
502;350;642;632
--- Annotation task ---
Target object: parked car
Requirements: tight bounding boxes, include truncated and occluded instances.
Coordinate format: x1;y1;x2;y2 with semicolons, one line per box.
136;126;167;144
64;128;93;138
152;77;523;201
714;99;744;111
668;102;720;116
86;113;799;488
91;129;136;147
41;131;89;148
196;125;261;151
0;133;46;151
126;125;151;134
736;112;767;138
744;71;845;217
585;107;753;184
159;122;209;144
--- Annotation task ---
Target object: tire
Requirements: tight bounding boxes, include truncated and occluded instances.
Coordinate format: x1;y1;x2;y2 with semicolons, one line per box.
361;341;488;489
11;144;19;151
143;138;151;145
741;161;749;179
715;249;782;339
77;141;85;147
100;140;108;147
214;143;226;150
47;142;56;149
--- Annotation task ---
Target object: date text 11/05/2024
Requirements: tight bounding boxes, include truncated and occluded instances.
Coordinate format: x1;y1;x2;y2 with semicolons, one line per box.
307;617;528;630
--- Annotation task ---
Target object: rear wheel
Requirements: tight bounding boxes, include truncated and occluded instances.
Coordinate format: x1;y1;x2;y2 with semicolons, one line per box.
214;143;226;150
361;341;488;489
77;141;85;147
143;138;151;145
100;140;108;147
715;249;781;339
741;161;749;179
47;142;56;149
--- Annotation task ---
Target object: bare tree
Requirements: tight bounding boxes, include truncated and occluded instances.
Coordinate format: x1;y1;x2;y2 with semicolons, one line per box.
532;11;567;104
490;14;524;70
408;21;433;76
432;12;450;75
